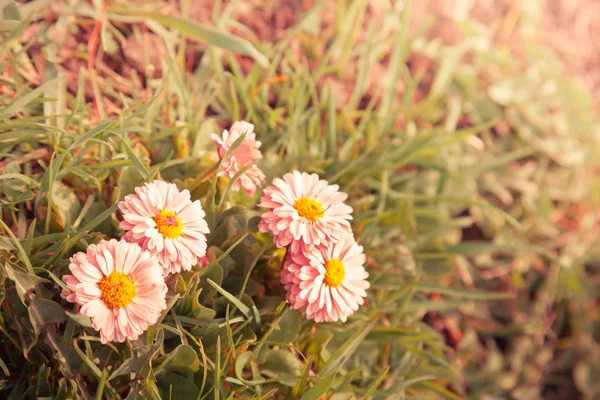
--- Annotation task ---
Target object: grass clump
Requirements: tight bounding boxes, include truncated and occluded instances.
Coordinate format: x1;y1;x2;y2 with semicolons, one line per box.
0;1;598;399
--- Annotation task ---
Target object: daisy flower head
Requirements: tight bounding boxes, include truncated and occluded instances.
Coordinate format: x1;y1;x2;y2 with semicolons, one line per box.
258;171;353;249
210;120;266;197
281;234;370;323
118;180;210;276
61;239;167;343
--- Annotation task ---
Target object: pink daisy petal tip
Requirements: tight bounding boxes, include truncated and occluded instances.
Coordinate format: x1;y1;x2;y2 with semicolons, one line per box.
118;180;210;276
281;235;370;323
211;120;266;197
258;170;353;249
61;239;168;343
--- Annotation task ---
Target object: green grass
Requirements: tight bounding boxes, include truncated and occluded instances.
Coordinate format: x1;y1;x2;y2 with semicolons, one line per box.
1;0;599;399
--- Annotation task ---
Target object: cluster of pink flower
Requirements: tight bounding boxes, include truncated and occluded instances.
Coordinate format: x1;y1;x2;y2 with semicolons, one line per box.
61;179;210;343
60;121;369;343
259;171;370;322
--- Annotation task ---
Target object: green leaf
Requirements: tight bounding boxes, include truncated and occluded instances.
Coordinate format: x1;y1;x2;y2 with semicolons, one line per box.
65;311;93;328
361;366;389;398
0;173;40;187
247;216;261;232
109;330;164;380
3;262;48;304
72;337;103;379
259;349;302;387
207;278;251;318
365;327;439;344
301;330;334;372
29;296;67;330
177;288;217;320
117;166;144;201
157;373;200;399
234;351;255;381
300;372;336;400
115;134;149;179
415;284;514;300
2;1;21;20
321;322;374;376
263;308;301;344
401;344;459;376
0;357;9;376
197;263;224;303
217;165;252;208
54;378;77;400
112;10;269;67
45;326;86;379
205;133;248;228
27;296;67;356
0;236;14;251
420;381;463;400
190;323;231;363
35;364;52;398
36;121;112;212
156;345;200;378
1;79;57;116
404;300;471;313
291;356;314;397
51;181;82;227
0;219;34;274
81;202;113;235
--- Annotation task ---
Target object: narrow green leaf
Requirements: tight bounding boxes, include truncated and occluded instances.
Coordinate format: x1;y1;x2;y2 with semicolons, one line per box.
206;133;248;227
109;330;165;380
110;10;269;67
401;345;459;376
415;284;514;300
72;338;103;379
65;311;93;328
0;357;9;376
217;165;252;208
300;372;335;400
113;133;149;179
207;278;251;318
0;219;34;274
4;263;47;304
361;366;389;399
0;173;41;187
2;79;57;116
321;322;374;376
36;121;112;212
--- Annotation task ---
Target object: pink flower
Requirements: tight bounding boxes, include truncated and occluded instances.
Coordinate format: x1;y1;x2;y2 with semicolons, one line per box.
118;180;210;276
281;235;370;323
61;239;167;343
211;121;266;197
258;171;353;249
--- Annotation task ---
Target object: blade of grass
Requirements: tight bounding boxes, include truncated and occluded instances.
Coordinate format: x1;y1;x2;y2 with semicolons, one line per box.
207;278;251;318
321;322;374;376
109;9;269;67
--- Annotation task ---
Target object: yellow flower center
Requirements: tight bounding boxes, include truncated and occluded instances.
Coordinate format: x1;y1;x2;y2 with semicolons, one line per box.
293;197;324;222
324;259;345;288
153;210;183;239
98;272;136;309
